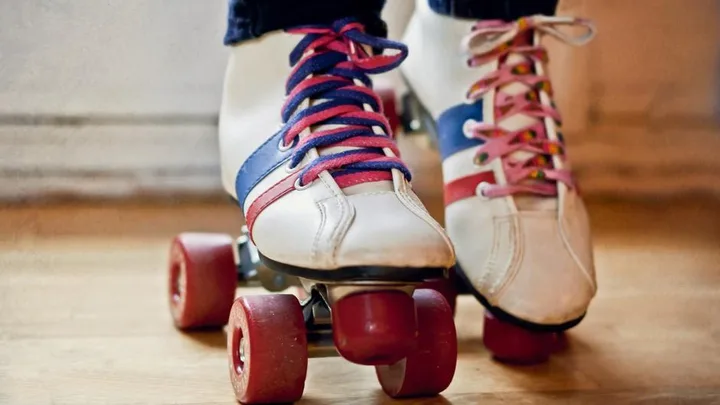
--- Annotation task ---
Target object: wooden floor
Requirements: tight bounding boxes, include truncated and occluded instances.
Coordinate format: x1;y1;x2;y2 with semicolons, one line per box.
0;198;719;404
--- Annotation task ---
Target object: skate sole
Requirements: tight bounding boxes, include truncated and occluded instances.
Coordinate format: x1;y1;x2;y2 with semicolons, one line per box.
259;252;447;283
454;264;585;333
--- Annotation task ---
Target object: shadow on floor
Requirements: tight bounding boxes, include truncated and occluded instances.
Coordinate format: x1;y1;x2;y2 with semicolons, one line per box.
183;329;227;349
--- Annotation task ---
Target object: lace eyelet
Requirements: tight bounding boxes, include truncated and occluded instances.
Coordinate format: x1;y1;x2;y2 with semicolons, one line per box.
278;138;294;152
293;177;312;191
476;181;491;200
284;161;301;174
464;58;476;72
474;152;490;166
463;119;478;139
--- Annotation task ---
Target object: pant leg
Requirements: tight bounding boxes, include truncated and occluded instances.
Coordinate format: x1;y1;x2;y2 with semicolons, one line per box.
428;0;558;21
224;0;387;46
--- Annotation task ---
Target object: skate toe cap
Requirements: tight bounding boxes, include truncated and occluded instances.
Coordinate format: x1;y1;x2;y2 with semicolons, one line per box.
451;207;596;326
250;186;454;272
336;191;455;269
492;212;596;325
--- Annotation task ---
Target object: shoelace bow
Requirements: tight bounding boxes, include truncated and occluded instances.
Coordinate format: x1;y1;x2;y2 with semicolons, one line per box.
461;16;595;198
281;18;411;189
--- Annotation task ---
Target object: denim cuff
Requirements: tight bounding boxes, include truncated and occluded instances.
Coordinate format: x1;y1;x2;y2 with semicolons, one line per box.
224;0;387;46
428;0;558;21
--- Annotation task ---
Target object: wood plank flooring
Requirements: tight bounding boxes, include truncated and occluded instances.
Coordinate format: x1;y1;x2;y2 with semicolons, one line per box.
0;198;718;404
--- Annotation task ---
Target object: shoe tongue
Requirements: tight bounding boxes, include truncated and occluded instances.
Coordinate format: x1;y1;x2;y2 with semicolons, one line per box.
495;33;557;211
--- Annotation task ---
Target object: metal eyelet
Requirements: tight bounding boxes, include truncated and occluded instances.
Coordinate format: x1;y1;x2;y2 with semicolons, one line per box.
463;119;478;139
284;161;301;174
476;181;491;200
293;177;312;191
278;138;293;152
473;152;490;167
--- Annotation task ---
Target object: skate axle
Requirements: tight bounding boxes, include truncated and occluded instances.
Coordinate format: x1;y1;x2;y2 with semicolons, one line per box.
234;233;259;285
300;289;331;324
301;289;338;358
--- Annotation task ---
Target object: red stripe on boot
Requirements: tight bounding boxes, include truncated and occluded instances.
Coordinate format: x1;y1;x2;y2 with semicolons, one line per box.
444;171;496;206
245;172;300;239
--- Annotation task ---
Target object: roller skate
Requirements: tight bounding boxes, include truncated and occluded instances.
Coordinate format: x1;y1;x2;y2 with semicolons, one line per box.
167;18;457;404
384;1;599;364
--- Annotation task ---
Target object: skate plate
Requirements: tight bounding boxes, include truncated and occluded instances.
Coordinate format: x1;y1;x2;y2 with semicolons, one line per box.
235;225;301;292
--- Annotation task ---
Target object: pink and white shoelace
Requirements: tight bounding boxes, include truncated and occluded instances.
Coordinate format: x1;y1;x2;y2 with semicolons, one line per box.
461;16;595;198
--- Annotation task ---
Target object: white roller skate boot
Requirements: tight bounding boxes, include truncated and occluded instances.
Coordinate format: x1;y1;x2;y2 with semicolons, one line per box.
400;1;598;363
214;18;456;403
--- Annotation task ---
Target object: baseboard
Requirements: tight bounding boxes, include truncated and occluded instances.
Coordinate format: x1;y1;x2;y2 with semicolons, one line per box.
0;122;223;203
1;120;718;203
568;123;720;197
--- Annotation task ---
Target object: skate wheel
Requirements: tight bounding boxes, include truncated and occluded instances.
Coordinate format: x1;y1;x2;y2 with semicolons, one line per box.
548;331;568;353
332;290;417;366
483;311;555;364
168;233;237;329
376;87;400;136
376;289;457;398
227;294;308;404
419;268;459;314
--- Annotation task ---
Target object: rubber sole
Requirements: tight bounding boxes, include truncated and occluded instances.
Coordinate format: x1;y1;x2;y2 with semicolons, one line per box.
259;252;447;283
454;264;585;333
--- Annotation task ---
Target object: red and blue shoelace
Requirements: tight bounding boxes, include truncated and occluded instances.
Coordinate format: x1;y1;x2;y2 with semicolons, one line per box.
280;18;411;189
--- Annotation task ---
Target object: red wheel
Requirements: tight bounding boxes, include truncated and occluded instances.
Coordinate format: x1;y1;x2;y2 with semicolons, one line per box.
419;268;458;314
549;331;568;353
376;289;457;398
332;290;417;366
483;311;555;364
376;87;400;136
227;294;308;404
168;233;237;329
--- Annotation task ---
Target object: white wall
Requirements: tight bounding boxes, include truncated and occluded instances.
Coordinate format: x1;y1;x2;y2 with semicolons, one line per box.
0;0;227;115
0;1;228;200
0;0;718;202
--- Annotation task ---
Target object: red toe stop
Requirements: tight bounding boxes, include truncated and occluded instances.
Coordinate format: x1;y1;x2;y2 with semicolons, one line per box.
483;311;555;364
332;290;417;366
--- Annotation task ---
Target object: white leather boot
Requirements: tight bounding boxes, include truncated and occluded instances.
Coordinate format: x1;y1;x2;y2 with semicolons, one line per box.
400;0;598;362
217;18;457;388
